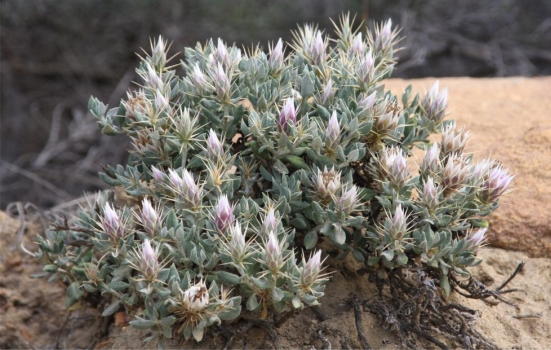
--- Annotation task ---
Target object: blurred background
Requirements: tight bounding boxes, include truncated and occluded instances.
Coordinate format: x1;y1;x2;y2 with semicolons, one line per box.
2;0;551;210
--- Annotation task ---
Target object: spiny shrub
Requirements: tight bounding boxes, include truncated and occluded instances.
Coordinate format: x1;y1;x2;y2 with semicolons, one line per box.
35;15;513;344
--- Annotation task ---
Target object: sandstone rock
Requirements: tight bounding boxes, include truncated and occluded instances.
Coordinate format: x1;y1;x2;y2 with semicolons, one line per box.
386;77;551;257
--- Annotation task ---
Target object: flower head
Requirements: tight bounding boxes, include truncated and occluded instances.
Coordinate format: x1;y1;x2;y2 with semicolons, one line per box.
478;164;514;203
421;143;441;176
422;81;448;127
466;228;487;251
375;146;409;189
262;208;279;235
441;124;470;158
420;177;440;211
300;250;323;287
322;80;334;104
349;33;364;57
182;280;209;312
190;64;208;92
441;155;470;194
151;166;165;182
139;239;160;281
264;231;284;272
278;98;297;132
337;185;358;215
325;111;340;148
228;222;247;262
151;35;167;69
207;129;224;160
141;198;159;236
388;204;408;241
314;167;342;200
214;194;234;232
102;203;124;240
269;38;285;73
214;63;231;100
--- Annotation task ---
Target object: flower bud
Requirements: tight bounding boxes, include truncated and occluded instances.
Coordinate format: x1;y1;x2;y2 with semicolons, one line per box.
373;107;400;139
358;91;377;110
151;36;167;69
141;198;159;236
337;185;358;215
421;143;441;176
374;19;394;52
102;203;124;240
151;166;165;182
182;280;209;311
422;81;448;127
301;250;322;287
441;155;470;194
190;64;208;92
478;164;514;204
229;222;247;261
388;204;408;241
169;169;201;208
262;208;279;235
322;80;334;104
466;228;487;251
349;33;364;57
214;194;234;232
140;239;159;280
269;39;285;73
264;231;283;272
278;98;297;132
207;129;224;160
311;31;327;65
124;90;151;120
420;177;440;211
325;111;340;148
441;124;470;158
359;50;375;84
214;63;231;100
146;64;163;90
155;90;170;112
215;38;230;67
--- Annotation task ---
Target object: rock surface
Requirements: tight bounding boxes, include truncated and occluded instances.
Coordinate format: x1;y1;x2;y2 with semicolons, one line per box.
386;77;551;258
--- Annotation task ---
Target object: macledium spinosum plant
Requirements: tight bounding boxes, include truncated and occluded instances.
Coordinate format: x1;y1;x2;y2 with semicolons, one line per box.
35;15;514;346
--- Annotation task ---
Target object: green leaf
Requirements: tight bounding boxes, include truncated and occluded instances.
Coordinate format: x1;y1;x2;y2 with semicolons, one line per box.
214;271;241;286
165;209;178;229
352;250;365;262
333;226;346;245
381;250;395;262
246;294;259;311
272;287;284;302
219;298;242;320
303;231;318;250
291;217;308;229
130;317;156;330
440;274;451;295
300;73;314;98
102;300;121;316
281;155;310;171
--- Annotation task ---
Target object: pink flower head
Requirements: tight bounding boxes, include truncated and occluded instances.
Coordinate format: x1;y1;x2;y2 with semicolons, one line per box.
466;228;487;250
278;98;297;132
214;194;234;232
301;250;322;286
102;203;124;240
207;129;223;159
